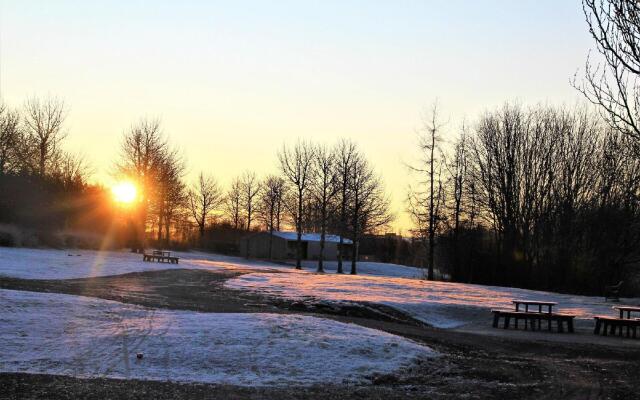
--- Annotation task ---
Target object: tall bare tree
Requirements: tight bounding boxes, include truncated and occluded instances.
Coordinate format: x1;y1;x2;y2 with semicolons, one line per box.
312;144;338;273
446;126;469;279
349;154;392;275
279;140;315;269
23;96;67;176
241;171;260;231
188;172;223;239
335;139;357;273
258;175;286;259
117;118;167;250
154;148;186;245
225;177;243;229
407;104;447;280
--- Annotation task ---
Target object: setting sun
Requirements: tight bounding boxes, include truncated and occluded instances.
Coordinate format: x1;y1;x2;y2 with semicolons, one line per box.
111;181;137;204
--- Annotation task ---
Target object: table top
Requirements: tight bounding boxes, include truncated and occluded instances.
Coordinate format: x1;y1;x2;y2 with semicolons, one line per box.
512;300;558;306
613;306;640;312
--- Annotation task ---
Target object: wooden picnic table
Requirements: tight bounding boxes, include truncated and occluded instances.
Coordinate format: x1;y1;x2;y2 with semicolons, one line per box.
613;306;640;319
513;300;557;314
512;300;557;330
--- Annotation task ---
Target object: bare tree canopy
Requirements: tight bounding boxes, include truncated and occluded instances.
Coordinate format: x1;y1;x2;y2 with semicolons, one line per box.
575;0;640;148
188;172;223;238
240;171;261;231
0;104;22;175
22;96;67;176
225;177;244;230
278;140;315;269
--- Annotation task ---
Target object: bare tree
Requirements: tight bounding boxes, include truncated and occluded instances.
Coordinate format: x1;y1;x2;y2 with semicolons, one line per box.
575;0;640;152
407;103;447;280
0;104;22;175
23;96;67;176
258;175;286;259
154;148;186;245
335;139;357;273
278;140;315;269
349;154;393;275
188;172;223;239
241;171;260;231
446;126;469;279
312;144;338;273
225;177;243;229
116;118;167;250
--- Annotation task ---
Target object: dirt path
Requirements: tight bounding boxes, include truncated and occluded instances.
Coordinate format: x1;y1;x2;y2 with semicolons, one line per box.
1;268;639;399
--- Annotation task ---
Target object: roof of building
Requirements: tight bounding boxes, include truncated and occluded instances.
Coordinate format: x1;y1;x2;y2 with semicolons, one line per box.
271;231;353;244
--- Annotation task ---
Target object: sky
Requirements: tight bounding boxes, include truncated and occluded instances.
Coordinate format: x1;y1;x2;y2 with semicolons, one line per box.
0;1;595;233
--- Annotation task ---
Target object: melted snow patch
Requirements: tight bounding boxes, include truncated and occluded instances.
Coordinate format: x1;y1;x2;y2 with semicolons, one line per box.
0;289;435;386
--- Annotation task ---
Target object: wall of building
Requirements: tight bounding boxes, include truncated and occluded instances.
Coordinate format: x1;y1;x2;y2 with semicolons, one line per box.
240;232;352;261
240;233;288;259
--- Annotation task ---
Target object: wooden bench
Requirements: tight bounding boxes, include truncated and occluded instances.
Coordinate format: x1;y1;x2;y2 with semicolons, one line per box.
492;309;575;333
143;253;179;264
594;316;640;338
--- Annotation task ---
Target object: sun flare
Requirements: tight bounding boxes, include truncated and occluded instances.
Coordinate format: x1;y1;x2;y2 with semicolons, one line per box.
111;181;137;204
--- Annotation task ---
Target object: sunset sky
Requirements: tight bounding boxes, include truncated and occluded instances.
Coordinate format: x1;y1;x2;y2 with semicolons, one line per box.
1;1;594;232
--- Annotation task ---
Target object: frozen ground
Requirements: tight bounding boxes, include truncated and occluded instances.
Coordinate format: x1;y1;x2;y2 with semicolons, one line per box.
225;272;640;329
0;288;435;386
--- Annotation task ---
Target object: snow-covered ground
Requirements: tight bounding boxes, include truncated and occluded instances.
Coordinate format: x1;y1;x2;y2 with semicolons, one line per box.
2;247;636;331
0;288;435;386
297;260;425;279
225;272;639;329
0;247;427;280
0;248;281;280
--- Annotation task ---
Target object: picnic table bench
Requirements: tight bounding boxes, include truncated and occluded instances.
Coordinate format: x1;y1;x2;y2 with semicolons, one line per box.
143;250;179;264
492;300;575;333
594;315;640;337
593;306;640;338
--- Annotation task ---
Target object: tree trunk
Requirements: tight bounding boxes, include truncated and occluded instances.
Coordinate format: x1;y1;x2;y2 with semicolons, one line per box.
164;216;170;247
337;181;347;274
350;236;359;275
318;193;327;273
428;126;435;281
296;189;303;269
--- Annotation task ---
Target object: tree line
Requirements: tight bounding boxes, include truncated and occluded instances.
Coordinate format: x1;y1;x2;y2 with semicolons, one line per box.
409;102;640;294
406;0;640;294
116;124;393;274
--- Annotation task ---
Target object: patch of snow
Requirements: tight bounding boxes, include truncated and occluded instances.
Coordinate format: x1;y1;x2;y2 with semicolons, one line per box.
225;272;639;329
0;289;435;386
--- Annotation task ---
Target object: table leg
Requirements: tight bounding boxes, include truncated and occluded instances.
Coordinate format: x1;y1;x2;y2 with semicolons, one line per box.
620;309;624;319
